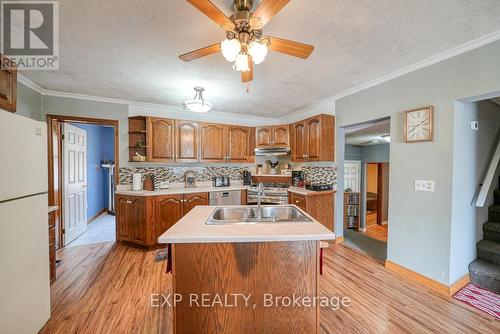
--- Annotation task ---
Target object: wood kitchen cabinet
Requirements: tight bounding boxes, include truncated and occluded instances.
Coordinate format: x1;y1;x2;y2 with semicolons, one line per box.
0;55;16;113
116;195;156;246
146;117;175;162
255;125;290;147
174;120;199;162
117;193;208;248
291;114;334;162
48;210;57;283
289;191;334;231
200;123;255;163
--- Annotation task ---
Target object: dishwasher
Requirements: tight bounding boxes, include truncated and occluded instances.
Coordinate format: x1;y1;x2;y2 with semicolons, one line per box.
209;190;242;206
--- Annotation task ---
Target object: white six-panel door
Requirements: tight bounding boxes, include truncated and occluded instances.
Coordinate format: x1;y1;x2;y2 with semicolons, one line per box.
344;160;361;192
63;124;88;245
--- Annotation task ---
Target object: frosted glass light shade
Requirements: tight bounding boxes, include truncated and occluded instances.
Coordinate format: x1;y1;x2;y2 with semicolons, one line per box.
248;41;268;64
233;52;250;72
221;38;241;62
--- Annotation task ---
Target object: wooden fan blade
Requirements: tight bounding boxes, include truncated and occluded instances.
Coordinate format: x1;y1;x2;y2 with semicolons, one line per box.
185;0;234;29
242;56;254;82
269;37;314;59
179;43;220;62
253;0;290;26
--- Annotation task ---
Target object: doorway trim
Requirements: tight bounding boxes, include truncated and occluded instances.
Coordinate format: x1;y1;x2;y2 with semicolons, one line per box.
46;114;119;248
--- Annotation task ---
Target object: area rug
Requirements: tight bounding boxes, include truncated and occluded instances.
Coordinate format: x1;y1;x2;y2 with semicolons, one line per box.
453;283;500;319
343;229;387;261
154;248;168;262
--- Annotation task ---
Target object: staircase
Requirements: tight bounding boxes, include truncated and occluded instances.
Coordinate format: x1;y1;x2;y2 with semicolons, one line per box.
468;176;500;293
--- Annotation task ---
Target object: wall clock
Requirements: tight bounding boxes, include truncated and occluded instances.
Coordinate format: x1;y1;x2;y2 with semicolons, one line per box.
403;106;434;143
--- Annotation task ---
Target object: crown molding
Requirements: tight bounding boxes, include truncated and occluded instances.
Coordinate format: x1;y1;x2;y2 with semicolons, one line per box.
17;29;500;123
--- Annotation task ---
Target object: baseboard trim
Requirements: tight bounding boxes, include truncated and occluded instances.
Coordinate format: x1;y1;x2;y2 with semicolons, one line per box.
385;260;469;297
87;208;107;224
335;236;344;244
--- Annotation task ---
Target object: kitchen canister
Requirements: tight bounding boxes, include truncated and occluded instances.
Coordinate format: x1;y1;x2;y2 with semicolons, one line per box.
132;173;142;191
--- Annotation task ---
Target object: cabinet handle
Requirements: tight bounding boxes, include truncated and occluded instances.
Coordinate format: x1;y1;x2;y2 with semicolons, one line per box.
295;200;299;204
126;200;132;204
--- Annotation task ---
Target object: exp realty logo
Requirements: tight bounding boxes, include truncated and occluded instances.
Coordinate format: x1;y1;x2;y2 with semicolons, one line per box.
1;1;59;70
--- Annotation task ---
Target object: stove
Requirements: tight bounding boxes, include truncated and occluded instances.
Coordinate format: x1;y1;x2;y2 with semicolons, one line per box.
247;183;289;205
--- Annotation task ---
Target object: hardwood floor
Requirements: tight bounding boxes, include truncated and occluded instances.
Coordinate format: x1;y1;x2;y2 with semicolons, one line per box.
40;242;499;334
361;224;388;242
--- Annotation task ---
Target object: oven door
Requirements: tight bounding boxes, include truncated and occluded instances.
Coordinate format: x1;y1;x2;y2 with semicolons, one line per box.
247;194;288;205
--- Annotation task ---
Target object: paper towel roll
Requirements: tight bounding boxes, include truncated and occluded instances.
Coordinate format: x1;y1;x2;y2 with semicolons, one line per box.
132;173;142;191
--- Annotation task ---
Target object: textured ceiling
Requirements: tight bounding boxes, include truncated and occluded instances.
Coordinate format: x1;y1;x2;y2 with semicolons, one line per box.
22;0;500;117
345;121;390;146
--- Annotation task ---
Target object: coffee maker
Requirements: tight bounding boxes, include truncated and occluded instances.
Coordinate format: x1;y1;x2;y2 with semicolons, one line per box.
243;170;252;185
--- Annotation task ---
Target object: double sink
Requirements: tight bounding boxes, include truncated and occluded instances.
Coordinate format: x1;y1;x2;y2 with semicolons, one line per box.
206;206;313;225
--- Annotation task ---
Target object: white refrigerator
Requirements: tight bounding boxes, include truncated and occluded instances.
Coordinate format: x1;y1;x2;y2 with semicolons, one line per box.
0;110;51;333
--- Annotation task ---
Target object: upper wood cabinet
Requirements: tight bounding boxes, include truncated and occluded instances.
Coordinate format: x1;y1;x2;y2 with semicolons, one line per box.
200;123;254;163
146;117;175;162
227;126;253;162
255;125;290;148
0;55;17;113
200;123;227;162
175;120;199;162
291;114;334;162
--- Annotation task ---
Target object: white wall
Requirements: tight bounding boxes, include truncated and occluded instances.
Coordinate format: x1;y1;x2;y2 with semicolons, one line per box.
335;40;500;285
449;99;500;282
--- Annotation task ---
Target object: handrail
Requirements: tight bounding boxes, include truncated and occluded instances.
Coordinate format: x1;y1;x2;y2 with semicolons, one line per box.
475;134;500;207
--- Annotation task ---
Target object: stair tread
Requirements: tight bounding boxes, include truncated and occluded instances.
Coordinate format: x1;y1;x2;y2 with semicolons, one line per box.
477;239;500;254
484;221;500;233
469;259;500;280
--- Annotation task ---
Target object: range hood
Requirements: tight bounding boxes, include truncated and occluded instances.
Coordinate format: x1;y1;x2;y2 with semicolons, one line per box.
255;147;291;156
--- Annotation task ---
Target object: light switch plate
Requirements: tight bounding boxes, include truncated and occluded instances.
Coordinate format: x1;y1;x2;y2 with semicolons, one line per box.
415;180;435;192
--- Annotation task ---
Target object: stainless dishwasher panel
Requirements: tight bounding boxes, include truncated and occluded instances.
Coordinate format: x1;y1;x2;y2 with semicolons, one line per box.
209;190;241;206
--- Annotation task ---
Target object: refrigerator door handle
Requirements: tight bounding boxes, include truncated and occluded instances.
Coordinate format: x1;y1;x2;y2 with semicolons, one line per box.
0;191;48;204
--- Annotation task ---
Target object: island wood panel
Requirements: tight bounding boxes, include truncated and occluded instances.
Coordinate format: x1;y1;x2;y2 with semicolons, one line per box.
174;120;199;162
172;241;319;334
39;243;500;334
200;123;227;162
147;117;175;162
182;192;209;215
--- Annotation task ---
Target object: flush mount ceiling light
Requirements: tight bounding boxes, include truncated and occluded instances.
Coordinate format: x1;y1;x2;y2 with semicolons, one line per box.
184;87;213;113
179;0;315;83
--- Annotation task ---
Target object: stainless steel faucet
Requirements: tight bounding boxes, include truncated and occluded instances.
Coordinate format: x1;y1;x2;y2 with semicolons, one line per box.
256;182;264;218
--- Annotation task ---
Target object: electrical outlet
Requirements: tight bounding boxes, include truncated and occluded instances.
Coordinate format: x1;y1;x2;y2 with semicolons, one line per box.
415;180;435;192
470;121;479;131
159;181;169;189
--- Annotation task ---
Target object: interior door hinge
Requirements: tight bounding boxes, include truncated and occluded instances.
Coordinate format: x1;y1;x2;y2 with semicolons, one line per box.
62;228;65;234
61;134;65;140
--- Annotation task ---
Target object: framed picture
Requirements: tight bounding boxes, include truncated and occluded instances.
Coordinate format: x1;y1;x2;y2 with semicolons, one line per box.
403;106;434;143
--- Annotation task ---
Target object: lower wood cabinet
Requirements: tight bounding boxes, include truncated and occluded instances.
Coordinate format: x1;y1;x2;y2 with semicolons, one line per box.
116;192;208;248
48;210;56;283
289;191;334;231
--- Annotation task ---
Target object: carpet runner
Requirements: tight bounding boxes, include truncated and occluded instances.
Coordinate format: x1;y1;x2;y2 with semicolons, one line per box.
453;283;500;319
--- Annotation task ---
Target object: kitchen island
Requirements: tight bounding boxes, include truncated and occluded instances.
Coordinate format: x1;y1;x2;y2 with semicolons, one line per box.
158;205;335;334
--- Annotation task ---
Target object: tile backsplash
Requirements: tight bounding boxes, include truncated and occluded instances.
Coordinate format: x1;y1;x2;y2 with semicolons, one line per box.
119;165;337;186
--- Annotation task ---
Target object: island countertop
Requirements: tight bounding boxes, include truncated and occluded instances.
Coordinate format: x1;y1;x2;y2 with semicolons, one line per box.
158;205;335;244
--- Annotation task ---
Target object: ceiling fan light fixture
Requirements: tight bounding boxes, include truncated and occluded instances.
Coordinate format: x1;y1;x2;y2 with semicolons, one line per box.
233;52;250;72
248;40;268;64
221;38;241;62
184;87;213;113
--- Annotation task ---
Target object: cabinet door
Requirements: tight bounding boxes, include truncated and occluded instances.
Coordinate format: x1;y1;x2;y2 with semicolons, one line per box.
200;123;227;162
183;193;209;215
306;116;322;161
227;126;251;162
289;193;307;211
255;127;272;147
155;195;183;240
0;57;16;113
129;196;147;244
116;195;131;241
146;117;175;162
291;121;307;162
175;120;199;162
272;125;290;147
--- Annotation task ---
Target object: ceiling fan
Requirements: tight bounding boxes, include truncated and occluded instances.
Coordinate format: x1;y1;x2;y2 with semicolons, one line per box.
179;0;315;83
